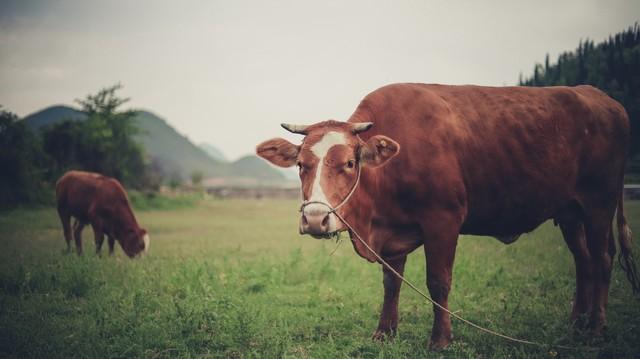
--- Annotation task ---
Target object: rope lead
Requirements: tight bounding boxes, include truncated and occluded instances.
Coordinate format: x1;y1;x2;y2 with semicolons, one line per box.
301;161;597;352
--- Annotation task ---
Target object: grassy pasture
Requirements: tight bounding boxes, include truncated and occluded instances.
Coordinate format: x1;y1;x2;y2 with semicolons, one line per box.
0;199;639;358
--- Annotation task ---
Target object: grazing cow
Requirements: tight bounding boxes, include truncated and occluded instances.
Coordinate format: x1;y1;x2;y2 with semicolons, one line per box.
56;170;149;258
256;83;639;349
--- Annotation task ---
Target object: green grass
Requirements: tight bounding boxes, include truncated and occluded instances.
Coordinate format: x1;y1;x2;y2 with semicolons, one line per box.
128;191;200;211
1;200;639;358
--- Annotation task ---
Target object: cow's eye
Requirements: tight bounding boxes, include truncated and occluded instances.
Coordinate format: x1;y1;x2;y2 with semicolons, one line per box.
346;160;355;169
297;161;305;174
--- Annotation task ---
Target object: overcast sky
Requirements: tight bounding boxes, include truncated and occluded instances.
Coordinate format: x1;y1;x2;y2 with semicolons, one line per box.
1;0;638;160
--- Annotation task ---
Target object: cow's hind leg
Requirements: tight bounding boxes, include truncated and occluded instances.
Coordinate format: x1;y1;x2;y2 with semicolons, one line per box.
108;236;116;256
583;208;616;335
558;219;593;328
372;255;407;341
73;220;86;256
57;209;73;253
92;223;105;256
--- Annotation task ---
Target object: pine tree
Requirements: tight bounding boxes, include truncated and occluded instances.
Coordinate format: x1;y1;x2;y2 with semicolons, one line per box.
520;23;640;179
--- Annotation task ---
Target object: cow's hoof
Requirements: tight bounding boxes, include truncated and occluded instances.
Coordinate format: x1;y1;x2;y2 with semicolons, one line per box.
570;313;589;331
372;329;395;342
589;322;607;337
428;336;452;350
588;314;607;337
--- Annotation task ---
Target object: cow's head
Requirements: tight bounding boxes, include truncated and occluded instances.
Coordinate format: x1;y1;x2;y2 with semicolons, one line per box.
256;120;399;238
121;228;150;258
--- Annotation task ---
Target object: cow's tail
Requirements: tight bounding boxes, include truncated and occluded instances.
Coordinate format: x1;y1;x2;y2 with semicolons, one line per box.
617;190;640;294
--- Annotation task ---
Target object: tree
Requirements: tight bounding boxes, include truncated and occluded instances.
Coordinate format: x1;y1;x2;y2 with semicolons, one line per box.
41;84;150;188
544;53;550;76
76;84;147;187
41;119;85;179
519;23;640;180
0;107;50;205
190;170;204;187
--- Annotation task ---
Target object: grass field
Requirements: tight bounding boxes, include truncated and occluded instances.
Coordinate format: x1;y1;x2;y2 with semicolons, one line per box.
1;199;639;358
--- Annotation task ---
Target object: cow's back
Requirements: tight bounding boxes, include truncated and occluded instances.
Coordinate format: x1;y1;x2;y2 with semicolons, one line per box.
350;83;629;237
56;171;125;222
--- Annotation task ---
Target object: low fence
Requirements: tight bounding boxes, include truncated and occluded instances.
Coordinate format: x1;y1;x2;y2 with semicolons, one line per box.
625;184;640;200
206;187;300;200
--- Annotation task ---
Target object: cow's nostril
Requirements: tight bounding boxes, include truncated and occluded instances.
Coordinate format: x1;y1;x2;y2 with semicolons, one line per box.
321;214;329;227
302;215;308;225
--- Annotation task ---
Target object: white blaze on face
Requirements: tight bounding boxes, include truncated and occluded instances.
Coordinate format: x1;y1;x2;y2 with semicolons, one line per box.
305;131;346;232
143;233;150;253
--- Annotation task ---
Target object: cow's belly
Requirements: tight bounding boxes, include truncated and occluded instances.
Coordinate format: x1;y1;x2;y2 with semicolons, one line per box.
459;189;565;238
66;199;93;223
460;215;550;238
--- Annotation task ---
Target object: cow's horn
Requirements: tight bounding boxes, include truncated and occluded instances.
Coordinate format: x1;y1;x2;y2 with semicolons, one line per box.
281;123;310;135
352;122;373;134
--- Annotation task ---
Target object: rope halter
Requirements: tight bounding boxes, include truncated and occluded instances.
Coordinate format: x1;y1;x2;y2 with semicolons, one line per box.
298;160;362;217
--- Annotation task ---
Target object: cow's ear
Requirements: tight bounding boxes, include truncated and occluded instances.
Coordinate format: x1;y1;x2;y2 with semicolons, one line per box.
256;138;300;168
360;135;400;168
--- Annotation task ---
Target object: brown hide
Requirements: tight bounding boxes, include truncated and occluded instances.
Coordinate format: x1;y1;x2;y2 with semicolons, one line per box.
257;83;633;349
56;170;148;257
350;84;630;347
344;84;628;258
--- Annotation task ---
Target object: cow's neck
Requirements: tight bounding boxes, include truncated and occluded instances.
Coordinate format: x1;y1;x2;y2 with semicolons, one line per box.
113;207;140;239
338;169;380;263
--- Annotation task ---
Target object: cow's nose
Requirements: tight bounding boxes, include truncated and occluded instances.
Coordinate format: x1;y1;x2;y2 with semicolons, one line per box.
300;210;331;235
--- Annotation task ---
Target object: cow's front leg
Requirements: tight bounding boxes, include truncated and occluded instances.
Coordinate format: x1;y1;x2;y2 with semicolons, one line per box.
73;220;86;255
372;256;407;341
425;240;457;349
421;214;459;350
57;209;72;253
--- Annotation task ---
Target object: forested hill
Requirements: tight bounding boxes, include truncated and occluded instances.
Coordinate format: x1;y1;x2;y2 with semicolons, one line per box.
22;106;284;182
519;24;640;180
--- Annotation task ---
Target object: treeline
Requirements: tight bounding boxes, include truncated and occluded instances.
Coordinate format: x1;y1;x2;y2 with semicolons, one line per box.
519;23;640;162
0;85;160;207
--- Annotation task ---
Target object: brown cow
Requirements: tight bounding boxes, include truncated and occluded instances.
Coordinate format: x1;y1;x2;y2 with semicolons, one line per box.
256;83;639;349
56;170;149;258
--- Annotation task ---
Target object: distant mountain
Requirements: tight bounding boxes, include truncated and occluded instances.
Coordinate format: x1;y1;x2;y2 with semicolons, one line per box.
199;143;227;162
21;105;284;183
230;155;285;180
21;105;86;130
278;167;299;181
133;111;231;179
